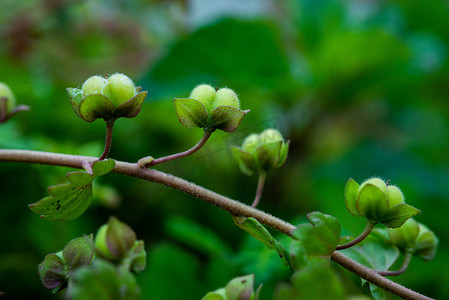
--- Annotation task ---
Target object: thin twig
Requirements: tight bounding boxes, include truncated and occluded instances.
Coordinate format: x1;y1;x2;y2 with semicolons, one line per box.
251;172;266;208
336;221;376;250
0;149;434;300
138;130;213;168
376;252;413;276
98;120;115;161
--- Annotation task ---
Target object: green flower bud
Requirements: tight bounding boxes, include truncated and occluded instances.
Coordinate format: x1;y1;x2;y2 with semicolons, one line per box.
0;82;15;114
232;129;289;176
241;134;261;154
82;75;107;97
68;74;147;123
38;236;95;293
103;73;136;106
190;84;216;112
94;216;137;262
388;219;438;261
260;129;283;144
344;178;420;227
388;218;420;251
414;223;438;261
214;88;240;109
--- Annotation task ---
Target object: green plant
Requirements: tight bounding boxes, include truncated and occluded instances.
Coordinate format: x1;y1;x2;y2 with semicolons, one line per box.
0;78;438;300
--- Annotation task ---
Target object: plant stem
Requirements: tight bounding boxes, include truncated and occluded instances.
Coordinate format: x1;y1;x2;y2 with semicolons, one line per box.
98;120;115;161
138;130;213;168
331;251;431;300
0;149;434;300
336;221;376;250
376;252;413;276
251;172;266;208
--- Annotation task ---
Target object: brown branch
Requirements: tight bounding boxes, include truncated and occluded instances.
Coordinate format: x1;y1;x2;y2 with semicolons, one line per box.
0;149;434;300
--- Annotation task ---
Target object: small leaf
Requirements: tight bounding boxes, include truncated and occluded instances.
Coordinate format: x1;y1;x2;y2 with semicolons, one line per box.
79;94;115;122
232;216;292;269
68;88;84;119
254;141;282;171
380;203;421;228
62;235;95;271
292;212;341;256
357;183;389;221
345;179;360;216
341;228;399;273
275;262;345;300
113;91;148;119
38;253;68;290
209;106;248;133
128;240;147;273
277;140;290;167
231;147;258;176
29;159;116;221
202;289;226;300
173;98;209;128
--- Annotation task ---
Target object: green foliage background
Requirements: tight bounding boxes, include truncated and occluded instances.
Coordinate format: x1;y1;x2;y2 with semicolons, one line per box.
1;0;448;299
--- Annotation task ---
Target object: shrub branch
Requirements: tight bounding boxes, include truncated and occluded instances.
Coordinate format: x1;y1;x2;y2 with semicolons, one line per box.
0;149;434;300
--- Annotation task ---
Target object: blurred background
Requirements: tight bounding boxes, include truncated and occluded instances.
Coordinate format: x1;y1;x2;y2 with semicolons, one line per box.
1;0;448;299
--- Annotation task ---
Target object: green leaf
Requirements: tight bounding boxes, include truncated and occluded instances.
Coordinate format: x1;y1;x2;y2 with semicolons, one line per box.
231;147;258;176
165;216;231;258
127;240;146;274
38;253;68;290
79;94;115;122
275;262;345;300
209;106;248;133
254;141;282;171
357;183;389;221
113;91;147;119
292;212;341;256
29;159;115;221
345;178;360;216
277;140;290;167
341;228;399;274
232;216;292;269
202;289;226;300
63;235;95;271
67;259;140;300
380;203;421;228
173;98;208;128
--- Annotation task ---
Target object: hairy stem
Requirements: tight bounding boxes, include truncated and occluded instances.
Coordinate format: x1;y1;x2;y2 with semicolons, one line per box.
331;251;431;300
98;120;115;161
376;252;413;277
0;149;434;300
336;221;376;250
251;172;266;208
138;130;213;168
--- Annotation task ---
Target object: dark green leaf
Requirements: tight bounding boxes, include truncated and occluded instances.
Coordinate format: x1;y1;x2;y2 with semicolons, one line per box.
127;240;146;274
113;91;147;119
292;212;341;256
165;216;231;258
173;98;208;128
341;228;399;274
275;262;345;300
28;159;115;221
380;203;421;228
79;94;114;122
232;216;292;269
231;147;257;176
209;106;247;133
